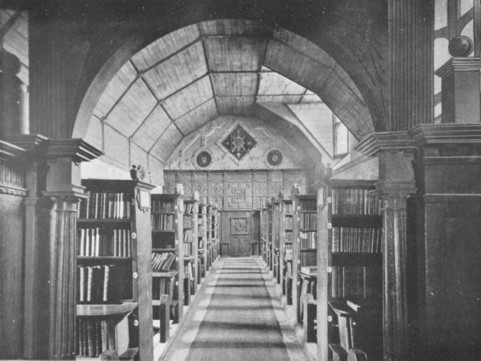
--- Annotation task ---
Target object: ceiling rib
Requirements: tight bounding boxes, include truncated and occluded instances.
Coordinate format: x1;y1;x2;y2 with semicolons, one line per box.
137;37;202;74
254;37;269;105
197;23;221;117
0;11;22;39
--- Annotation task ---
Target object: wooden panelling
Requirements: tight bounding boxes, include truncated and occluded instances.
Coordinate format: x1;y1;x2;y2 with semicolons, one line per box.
174;98;217;135
211;73;258;96
84;116;103;151
131;105;171;150
94;61;138;118
161;76;213;120
164;170;307;210
142;41;207;100
205;36;265;72
287;103;334;155
150;123;183;161
148;155;164;185
199;19;269;36
258;71;305;95
256;95;303;103
216;96;255;115
105;77;158;136
103;124;130;168
265;39;332;95
301;93;322;103
130;141;149;167
273;28;336;68
0;193;25;358
176;172;193;196
193;173;209;197
131;25;200;70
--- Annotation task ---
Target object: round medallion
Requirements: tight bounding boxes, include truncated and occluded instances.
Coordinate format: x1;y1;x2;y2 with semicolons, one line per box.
196;151;212;167
267;150;283;166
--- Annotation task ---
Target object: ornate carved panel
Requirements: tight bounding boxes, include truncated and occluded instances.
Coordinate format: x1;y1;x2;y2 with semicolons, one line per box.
230;217;248;235
0;160;26;196
224;181;252;209
177;172;193;197
163;172;176;193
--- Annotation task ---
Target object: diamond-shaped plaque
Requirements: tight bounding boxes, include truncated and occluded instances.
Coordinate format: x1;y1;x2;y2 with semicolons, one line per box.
221;125;256;161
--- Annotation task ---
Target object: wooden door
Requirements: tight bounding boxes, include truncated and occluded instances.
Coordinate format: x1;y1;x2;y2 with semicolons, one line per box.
221;211;259;256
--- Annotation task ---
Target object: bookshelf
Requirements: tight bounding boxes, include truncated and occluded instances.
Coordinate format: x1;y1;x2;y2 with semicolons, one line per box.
292;194;318;324
266;201;274;271
317;180;383;361
151;194;185;323
77;179;155;361
272;199;281;283
280;198;293;304
198;200;207;281
260;204;269;265
183;198;198;305
207;202;220;268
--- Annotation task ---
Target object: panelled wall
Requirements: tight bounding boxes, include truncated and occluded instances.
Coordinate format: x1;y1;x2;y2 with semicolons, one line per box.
164;170;308;209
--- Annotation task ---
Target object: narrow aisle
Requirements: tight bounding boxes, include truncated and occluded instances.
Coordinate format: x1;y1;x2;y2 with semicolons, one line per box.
161;257;309;361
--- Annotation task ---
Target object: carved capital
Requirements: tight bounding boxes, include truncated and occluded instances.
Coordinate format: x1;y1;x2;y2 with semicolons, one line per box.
356;131;415;157
435;57;481;79
0;139;25;160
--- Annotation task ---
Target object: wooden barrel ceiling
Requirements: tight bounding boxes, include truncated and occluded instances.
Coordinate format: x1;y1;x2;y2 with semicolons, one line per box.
88;19;373;162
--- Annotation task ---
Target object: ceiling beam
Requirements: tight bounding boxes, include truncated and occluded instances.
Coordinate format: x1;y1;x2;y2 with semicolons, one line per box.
0;11;22;39
197;23;221;119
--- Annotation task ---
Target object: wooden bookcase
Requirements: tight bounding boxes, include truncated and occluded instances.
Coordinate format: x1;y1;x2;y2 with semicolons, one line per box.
317;180;383;361
272;199;281;283
151;194;185;323
292;194;318;325
266;201;274;271
183;198;198;305
197;200;207;281
207;202;220;268
260;205;269;265
280;198;294;304
77;179;155;361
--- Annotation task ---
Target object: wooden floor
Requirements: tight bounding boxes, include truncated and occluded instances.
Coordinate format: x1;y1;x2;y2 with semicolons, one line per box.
160;257;309;361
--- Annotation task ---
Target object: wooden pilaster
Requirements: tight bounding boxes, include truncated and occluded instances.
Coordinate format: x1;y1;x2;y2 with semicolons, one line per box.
357;134;416;361
388;0;434;131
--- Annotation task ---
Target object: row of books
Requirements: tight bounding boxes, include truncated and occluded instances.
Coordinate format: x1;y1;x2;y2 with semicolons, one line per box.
332;227;382;253
152;200;175;213
331;188;380;215
300;249;316;266
184;229;193;242
300;212;317;230
78;228;131;257
184;202;195;215
184;242;193;256
284;203;293;214
152;214;175;231
330;265;382;299
183;215;192;227
79;192;132;219
151;252;175;272
300;231;316;249
285;217;293;230
77;265;117;303
76;318;115;357
299;199;316;211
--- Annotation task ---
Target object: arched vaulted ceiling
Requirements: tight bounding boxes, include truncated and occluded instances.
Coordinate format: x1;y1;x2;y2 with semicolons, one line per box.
88;19;373;162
